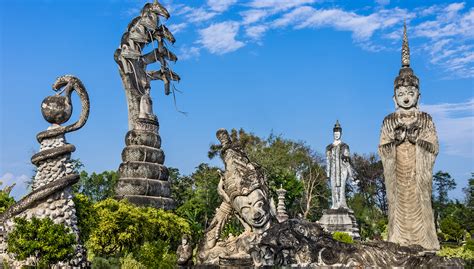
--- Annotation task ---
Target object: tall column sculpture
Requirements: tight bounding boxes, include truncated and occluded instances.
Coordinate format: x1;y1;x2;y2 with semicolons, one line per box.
114;1;179;209
318;121;360;239
0;75;89;267
378;24;440;250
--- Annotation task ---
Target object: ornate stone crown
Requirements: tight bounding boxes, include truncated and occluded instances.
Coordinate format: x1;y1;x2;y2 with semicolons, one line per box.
394;23;419;90
216;129;268;202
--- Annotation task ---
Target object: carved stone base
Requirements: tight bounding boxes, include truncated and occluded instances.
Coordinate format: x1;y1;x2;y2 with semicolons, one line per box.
317;207;360;240
116;117;175;209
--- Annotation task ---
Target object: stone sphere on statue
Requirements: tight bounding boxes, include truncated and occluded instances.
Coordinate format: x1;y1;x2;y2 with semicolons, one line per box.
41;95;72;124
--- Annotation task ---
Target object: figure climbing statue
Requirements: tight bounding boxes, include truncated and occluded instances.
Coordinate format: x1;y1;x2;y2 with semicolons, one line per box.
378;23;440;250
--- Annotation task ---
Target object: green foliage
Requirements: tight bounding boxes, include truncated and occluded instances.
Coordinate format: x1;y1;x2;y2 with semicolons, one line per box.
0;189;15;214
348;193;387;240
465;239;474;251
7;217;75;267
75;170;119;202
86;198;189;258
91;256;120;269
175;163;221;245
120;253;145;269
221;215;244;238
438;245;474;261
332;232;354;244
135;240;177;269
441;216;465;242
73;193;97;243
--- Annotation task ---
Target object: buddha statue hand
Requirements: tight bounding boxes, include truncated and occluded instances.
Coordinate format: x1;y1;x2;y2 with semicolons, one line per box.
406;125;420;144
394;124;407;144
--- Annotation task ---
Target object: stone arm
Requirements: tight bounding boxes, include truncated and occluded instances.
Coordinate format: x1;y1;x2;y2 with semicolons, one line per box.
412;113;439;155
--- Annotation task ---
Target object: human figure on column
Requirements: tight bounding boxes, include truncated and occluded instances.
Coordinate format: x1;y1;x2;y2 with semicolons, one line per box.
326;120;354;209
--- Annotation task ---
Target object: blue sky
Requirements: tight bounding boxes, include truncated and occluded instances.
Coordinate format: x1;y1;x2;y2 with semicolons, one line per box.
0;0;472;200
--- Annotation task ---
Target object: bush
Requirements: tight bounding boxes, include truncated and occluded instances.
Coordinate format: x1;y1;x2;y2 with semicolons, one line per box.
438;245;474;261
7;217;76;268
440;216;464;242
332;231;354;244
91;256;120;269
465;239;474;252
120;253;145;269
86;198;190;258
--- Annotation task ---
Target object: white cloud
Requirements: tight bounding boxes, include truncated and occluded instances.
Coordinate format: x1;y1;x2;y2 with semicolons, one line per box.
186;7;218;23
274;6;411;41
241;9;270;25
169;23;187;34
1;172;29;200
198;21;245;54
414;5;474;78
245;25;268;40
179;46;201;60
421;99;474;157
248;0;316;12
207;0;237;13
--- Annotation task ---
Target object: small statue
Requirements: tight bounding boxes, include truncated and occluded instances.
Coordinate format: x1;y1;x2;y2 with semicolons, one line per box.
325;120;355;209
378;24;440;250
177;235;193;267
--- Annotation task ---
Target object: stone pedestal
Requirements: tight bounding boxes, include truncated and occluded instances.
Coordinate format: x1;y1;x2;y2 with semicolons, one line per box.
317;207;360;240
115;117;175;209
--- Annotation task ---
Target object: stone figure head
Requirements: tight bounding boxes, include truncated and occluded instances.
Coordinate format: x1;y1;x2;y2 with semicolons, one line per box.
232;189;271;230
393;23;420;110
216;129;275;233
333;120;342;141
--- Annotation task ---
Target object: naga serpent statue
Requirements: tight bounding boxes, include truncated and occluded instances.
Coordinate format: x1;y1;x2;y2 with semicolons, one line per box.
114;1;179;209
196;129;463;267
0;75;90;268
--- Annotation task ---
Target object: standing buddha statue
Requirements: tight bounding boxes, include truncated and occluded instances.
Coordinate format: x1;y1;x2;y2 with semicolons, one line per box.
378;23;440;250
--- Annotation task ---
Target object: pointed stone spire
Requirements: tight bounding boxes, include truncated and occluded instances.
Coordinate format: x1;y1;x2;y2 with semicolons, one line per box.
401;21;410;68
276;185;289;223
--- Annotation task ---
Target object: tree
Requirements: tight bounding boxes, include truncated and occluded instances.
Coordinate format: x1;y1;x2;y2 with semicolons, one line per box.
74;170;119;202
0;181;15;214
463;173;474;233
73;193;98;243
175;163;221;245
351;153;387;214
7;217;76;268
86;198;189;258
432;171;456;221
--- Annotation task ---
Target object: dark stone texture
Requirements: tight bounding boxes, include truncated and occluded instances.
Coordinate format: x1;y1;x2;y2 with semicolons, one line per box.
115;178;170;197
121;145;164;164
125;130;161;148
120;195;175;210
119;162;169;180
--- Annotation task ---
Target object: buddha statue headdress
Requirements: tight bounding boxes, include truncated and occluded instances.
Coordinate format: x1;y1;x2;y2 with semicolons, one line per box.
216;129;268;203
333;120;342;133
394;23;419;91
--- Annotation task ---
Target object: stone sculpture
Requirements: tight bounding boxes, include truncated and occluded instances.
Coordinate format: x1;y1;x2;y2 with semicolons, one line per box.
318;121;360;239
114;1;179;209
0;75;89;267
378;24;440;250
196;128;461;267
177;235;193;267
275;186;289;223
